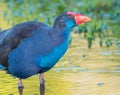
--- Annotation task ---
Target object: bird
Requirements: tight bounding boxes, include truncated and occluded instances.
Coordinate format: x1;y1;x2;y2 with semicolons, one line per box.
0;12;91;95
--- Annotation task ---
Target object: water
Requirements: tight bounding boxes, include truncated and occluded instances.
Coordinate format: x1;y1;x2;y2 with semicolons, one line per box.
0;34;120;95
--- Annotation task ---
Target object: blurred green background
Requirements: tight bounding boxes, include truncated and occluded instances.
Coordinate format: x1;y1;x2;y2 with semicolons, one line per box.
0;0;120;47
0;0;120;95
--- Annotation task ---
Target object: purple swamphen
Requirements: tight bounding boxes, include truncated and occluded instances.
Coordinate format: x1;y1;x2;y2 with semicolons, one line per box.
0;12;91;95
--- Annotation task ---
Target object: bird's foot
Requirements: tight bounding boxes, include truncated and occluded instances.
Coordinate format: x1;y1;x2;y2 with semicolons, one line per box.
18;85;24;95
39;73;45;95
40;83;45;95
18;79;24;95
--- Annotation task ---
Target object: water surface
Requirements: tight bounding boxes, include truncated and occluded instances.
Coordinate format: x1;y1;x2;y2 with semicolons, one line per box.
0;33;120;95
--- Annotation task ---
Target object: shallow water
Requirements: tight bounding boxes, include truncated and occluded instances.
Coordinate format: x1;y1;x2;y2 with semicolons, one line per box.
0;34;120;95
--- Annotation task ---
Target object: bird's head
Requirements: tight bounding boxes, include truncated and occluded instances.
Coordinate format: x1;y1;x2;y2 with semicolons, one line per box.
53;11;91;29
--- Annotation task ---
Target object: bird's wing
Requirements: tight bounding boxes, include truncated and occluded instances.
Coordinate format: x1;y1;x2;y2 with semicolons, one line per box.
8;27;53;78
0;21;51;67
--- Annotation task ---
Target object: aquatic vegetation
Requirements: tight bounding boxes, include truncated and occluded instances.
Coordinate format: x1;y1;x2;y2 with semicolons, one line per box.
0;0;120;95
0;0;120;44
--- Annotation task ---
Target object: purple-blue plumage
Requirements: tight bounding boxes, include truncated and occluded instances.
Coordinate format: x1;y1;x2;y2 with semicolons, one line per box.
0;13;76;78
0;12;91;95
0;12;91;79
0;21;49;67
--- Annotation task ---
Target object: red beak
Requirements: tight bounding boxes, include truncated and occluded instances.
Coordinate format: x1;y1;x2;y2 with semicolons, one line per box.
67;12;91;25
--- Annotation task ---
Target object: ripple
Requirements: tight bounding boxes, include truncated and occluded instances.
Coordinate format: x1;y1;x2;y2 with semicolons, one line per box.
101;51;112;56
54;66;120;73
101;50;120;56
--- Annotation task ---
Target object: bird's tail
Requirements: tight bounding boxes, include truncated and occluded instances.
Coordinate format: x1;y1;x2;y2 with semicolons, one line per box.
0;64;6;70
0;30;8;70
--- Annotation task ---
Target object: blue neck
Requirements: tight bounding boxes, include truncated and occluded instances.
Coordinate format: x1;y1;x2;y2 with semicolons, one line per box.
66;20;76;29
35;28;71;69
35;21;76;69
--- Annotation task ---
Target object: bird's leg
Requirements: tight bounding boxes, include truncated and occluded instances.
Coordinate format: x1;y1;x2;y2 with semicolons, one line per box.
39;73;45;95
18;79;24;95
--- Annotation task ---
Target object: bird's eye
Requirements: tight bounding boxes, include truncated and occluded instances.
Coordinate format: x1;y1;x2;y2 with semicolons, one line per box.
68;15;74;19
58;19;65;27
60;19;64;22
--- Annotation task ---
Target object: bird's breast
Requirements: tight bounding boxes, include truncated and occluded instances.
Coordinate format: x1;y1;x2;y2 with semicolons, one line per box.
35;39;69;69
